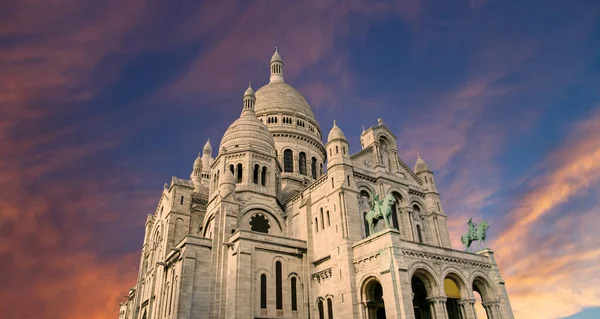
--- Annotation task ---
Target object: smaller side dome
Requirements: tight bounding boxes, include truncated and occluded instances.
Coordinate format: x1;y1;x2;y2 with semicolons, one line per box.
414;153;430;173
193;152;202;168
222;169;235;185
327;120;347;142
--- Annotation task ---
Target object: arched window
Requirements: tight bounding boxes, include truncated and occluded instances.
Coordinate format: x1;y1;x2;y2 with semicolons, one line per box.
291;277;298;311
389;193;402;230
284;149;293;172
318;299;325;319
311;157;317;179
363;212;370;237
320;163;323;175
327;298;334;319
253;164;259;184
417;224;423;243
229;164;234;175
261;167;267;186
276;261;283;310
315;217;319;233
260;274;267;309
320;209;325;230
299;152;307;175
236;163;243;183
335;146;339;154
326;211;330;227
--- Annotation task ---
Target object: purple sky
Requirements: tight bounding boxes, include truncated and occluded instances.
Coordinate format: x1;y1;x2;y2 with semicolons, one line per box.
1;1;599;318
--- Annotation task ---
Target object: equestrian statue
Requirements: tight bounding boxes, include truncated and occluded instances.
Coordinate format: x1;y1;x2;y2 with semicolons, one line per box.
365;193;397;236
460;217;490;252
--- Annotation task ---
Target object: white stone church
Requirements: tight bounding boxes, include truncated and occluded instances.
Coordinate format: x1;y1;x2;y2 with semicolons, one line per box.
119;49;514;319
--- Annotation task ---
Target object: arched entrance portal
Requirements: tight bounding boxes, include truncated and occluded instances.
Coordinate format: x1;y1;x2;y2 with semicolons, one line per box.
444;278;461;319
473;276;497;319
363;278;386;319
411;277;431;319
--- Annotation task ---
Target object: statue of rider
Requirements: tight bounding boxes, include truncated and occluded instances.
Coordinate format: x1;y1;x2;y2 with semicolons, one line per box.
372;194;382;210
467;217;477;239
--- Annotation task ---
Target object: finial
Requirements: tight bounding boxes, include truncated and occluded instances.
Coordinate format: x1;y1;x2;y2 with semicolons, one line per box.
362;125;365;132
417;153;421;158
198;152;201;157
275;46;278;52
333;120;337;126
378;118;383;125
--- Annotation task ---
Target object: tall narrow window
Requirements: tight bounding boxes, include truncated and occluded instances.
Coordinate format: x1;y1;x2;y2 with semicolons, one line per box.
347;175;350;186
229;164;234;174
284;149;293;172
318;299;325;319
180;196;184;205
291;277;298;311
276;261;283;310
331;178;334;188
299;152;307;175
236;163;243;183
327;298;334;319
261;167;267;186
320;163;323;175
260;274;267;309
315;217;319;233
326;211;330;227
253;165;259;184
364;212;370;237
417;225;423;243
320;209;325;230
311;157;317;179
335;146;339;154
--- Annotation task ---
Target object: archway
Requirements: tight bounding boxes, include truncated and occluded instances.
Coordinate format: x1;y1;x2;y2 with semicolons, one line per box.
473;276;496;319
363;278;386;319
410;268;438;319
444;278;461;319
411;276;431;319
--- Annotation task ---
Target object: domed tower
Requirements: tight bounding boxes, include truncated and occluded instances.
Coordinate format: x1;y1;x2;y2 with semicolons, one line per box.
201;139;213;184
190;152;203;192
255;48;326;193
214;83;281;200
326;120;351;168
414;153;452;247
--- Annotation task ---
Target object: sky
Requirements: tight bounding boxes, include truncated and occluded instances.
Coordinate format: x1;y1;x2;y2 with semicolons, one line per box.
0;0;599;318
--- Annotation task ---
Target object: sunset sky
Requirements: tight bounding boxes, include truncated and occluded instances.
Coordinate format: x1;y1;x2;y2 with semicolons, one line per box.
1;1;599;318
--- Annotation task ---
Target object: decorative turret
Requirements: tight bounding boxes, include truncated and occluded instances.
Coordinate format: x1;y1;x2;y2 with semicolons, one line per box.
414;153;436;191
326;120;351;168
203;139;212;156
191;152;203;192
269;47;284;83
201;139;213;184
219;167;236;197
243;82;256;113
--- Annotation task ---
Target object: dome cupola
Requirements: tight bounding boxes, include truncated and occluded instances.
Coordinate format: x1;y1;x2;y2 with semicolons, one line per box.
270;47;284;83
327;120;347;142
219;83;275;154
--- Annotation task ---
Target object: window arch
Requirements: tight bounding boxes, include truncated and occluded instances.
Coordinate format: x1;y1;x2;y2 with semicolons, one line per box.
299;152;307;175
318;299;325;319
260;274;267;309
276;261;283;310
236;163;243;183
229;164;234;175
311;157;317;179
417;224;423;243
253;164;259;184
261;167;267;186
284;149;294;172
291;277;298;311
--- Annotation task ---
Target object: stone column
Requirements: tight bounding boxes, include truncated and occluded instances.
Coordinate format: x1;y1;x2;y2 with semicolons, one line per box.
458;299;476;319
482;301;501;319
428;297;448;319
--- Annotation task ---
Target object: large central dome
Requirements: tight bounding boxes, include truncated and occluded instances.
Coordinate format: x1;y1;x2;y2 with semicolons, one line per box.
252;48;326;192
254;82;316;120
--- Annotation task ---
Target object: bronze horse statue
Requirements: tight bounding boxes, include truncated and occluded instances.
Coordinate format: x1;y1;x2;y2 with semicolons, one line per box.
460;218;489;252
365;193;396;236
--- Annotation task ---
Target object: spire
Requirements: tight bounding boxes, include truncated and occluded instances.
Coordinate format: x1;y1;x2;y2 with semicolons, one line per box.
203;139;212;155
242;82;256;114
415;153;430;173
269;47;284;83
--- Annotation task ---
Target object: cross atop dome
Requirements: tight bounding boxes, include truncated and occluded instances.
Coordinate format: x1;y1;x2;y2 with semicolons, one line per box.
270;47;284;83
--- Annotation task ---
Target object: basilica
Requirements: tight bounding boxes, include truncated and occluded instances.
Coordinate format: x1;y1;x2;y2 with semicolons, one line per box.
118;49;514;319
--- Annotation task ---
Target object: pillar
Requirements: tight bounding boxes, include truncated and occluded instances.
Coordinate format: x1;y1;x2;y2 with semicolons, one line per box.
458;299;477;319
428;297;449;319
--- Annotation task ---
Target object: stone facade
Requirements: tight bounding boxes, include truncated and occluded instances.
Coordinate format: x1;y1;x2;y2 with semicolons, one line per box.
119;49;514;319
